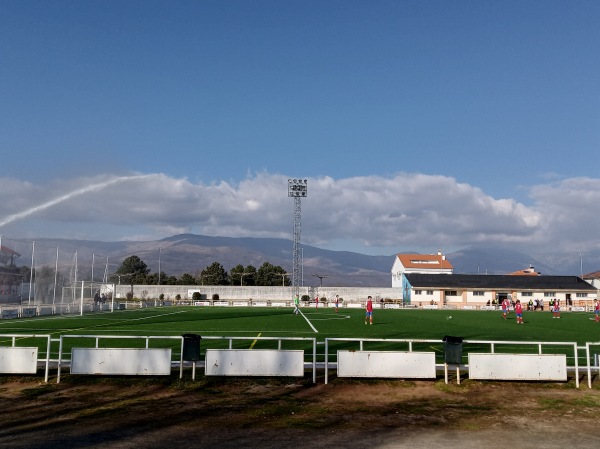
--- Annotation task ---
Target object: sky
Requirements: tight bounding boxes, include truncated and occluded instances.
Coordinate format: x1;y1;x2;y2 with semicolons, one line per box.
0;1;599;268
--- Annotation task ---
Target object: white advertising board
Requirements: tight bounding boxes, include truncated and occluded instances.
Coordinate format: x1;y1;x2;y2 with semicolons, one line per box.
337;351;436;379
0;347;38;374
468;353;567;381
205;349;304;377
71;348;172;375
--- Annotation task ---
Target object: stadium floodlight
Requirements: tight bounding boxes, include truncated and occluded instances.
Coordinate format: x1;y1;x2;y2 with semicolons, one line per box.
288;179;308;197
288;179;307;300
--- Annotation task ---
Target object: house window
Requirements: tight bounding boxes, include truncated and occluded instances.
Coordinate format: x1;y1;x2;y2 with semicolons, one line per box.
576;293;588;298
472;291;485;296
414;290;422;295
426;290;433;295
521;292;533;297
544;292;556;297
446;291;458;296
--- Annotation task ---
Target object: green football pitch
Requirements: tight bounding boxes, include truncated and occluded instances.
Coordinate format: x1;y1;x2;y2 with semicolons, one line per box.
1;306;600;361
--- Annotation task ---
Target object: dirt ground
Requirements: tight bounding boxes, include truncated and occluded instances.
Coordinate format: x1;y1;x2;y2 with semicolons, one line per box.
1;374;600;449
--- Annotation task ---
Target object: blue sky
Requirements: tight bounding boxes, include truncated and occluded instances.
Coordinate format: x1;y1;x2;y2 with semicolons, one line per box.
0;1;599;268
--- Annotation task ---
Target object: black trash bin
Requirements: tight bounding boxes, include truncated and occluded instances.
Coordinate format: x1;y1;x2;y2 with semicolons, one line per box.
442;335;463;364
182;333;202;361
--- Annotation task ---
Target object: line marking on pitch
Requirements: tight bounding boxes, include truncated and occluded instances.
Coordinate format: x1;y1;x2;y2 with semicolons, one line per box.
249;333;262;349
299;310;319;333
35;310;189;337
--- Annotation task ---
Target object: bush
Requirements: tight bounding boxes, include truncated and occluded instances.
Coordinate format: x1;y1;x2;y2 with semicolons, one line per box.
212;293;220;301
126;292;133;300
301;295;310;302
175;294;181;301
159;293;164;300
191;292;201;301
320;297;327;303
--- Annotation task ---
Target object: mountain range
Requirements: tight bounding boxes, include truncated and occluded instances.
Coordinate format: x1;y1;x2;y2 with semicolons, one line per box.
4;234;596;287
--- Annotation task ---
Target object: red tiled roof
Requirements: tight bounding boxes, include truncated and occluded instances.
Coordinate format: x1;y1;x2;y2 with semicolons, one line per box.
508;269;540;276
507;264;540;276
396;253;453;270
0;245;20;257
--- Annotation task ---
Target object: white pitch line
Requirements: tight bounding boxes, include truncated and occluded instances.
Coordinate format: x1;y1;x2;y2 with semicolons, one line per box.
249;332;262;349
298;309;319;333
306;315;351;321
24;310;188;337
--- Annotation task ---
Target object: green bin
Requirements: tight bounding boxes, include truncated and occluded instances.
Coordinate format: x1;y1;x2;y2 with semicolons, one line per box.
443;335;463;364
182;333;202;361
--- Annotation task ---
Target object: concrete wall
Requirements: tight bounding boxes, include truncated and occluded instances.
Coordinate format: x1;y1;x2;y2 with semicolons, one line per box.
116;285;403;304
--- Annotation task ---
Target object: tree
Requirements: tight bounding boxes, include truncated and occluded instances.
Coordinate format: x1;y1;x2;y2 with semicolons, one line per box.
179;273;197;285
200;262;228;286
145;273;158;285
113;256;150;285
18;265;31;282
32;265;62;304
244;265;257;286
163;275;178;285
229;264;256;286
255;262;288;286
156;271;169;285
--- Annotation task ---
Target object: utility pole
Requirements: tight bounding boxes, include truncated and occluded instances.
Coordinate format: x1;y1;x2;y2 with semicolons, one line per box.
280;272;289;287
576;249;583;278
312;273;329;287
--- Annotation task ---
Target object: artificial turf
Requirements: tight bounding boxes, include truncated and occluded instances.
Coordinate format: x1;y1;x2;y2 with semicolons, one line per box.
2;305;599;363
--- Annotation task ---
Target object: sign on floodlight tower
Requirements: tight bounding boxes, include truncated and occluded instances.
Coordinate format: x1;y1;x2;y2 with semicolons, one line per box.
288;179;307;300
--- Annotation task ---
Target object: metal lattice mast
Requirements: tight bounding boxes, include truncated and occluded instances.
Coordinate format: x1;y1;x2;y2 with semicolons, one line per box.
288;179;307;300
292;196;302;299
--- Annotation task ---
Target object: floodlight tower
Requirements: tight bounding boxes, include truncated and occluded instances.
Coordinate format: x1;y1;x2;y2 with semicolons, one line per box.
288;179;307;300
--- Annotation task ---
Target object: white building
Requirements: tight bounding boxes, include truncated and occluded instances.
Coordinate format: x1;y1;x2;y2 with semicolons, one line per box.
403;273;597;308
583;271;600;290
391;251;453;287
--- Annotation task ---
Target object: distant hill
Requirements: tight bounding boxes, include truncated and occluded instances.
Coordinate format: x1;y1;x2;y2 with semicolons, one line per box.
447;245;559;276
6;234;394;287
5;234;595;287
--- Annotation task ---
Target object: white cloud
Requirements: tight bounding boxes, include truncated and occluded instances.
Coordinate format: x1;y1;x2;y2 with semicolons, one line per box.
528;177;600;253
0;172;598;258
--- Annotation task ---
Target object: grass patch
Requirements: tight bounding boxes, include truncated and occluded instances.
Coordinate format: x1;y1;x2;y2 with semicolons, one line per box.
20;384;55;399
434;379;473;394
537;397;568;410
573;395;600;407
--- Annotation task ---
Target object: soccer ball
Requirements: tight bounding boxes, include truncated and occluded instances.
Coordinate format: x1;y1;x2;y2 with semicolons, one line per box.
447;316;453;320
